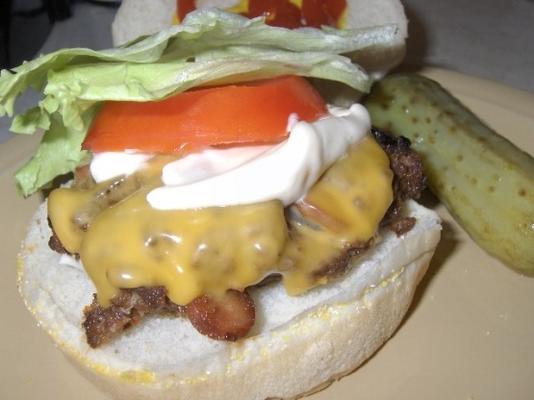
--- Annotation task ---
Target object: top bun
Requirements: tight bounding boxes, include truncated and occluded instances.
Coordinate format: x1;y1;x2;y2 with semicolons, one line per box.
111;0;408;78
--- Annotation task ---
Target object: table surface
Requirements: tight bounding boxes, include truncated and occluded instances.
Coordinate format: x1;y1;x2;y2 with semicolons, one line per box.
1;0;533;143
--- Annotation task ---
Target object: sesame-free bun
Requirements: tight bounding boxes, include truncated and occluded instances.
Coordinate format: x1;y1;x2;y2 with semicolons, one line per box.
111;0;408;78
18;200;440;399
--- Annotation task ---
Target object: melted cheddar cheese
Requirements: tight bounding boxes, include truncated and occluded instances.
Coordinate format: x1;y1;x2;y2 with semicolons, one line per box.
48;135;392;307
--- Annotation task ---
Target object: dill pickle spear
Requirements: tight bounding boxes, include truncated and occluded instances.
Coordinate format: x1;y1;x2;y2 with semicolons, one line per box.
364;74;534;275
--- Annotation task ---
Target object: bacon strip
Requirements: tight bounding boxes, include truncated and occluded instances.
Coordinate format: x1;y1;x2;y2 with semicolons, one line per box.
185;290;255;341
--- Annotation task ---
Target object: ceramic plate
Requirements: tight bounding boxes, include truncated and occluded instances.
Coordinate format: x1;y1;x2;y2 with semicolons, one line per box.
0;68;533;399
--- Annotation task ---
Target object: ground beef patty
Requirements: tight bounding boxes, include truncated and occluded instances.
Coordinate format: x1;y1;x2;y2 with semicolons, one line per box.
312;128;425;280
372;127;425;235
83;288;254;348
83;286;184;348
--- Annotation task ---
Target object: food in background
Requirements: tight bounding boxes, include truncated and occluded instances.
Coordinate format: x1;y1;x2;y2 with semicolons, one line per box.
365;73;534;275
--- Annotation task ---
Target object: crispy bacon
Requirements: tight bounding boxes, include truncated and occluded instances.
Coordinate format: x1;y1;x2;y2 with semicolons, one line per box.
185;290;256;341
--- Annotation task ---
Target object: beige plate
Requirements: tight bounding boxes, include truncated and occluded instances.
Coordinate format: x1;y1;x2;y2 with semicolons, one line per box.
0;68;533;399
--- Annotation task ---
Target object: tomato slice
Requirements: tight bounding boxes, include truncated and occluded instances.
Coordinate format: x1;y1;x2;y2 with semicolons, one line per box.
83;76;327;154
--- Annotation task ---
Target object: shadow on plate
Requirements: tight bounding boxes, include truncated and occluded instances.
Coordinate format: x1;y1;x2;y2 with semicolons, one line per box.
401;190;460;325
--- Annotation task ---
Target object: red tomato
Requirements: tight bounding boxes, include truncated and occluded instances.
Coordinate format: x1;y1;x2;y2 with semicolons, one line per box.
83;76;327;154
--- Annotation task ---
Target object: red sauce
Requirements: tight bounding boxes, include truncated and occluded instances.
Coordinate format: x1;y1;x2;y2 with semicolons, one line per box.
177;0;196;22
301;0;346;28
176;0;347;29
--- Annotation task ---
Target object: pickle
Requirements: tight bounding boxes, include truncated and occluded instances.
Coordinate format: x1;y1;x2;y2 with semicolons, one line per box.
364;74;534;275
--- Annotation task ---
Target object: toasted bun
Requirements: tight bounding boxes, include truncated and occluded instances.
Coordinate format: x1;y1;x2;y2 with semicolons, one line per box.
111;0;408;78
18;200;440;399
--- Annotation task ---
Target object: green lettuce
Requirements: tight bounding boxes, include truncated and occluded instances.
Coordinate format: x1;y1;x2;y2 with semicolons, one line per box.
0;9;399;196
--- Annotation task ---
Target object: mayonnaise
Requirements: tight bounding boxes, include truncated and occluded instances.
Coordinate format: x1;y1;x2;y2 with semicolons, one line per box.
90;152;152;183
147;104;370;209
89;104;371;210
161;145;272;186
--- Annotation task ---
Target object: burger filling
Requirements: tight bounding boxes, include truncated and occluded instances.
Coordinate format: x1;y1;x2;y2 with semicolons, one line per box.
46;77;425;348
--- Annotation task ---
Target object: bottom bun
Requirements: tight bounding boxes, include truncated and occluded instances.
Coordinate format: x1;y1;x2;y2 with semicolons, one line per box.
18;200;441;400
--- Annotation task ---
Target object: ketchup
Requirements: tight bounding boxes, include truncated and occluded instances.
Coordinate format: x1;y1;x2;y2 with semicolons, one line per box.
301;0;346;28
176;0;347;29
177;0;195;22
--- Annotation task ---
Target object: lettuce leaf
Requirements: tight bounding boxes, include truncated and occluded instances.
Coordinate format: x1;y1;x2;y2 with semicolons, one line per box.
14;110;94;195
0;9;399;196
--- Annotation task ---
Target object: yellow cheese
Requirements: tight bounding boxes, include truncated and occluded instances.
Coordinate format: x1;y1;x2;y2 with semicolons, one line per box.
82;195;287;307
282;136;393;294
48;135;393;307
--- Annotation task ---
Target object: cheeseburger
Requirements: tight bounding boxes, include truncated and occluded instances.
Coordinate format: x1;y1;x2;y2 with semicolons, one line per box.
1;4;441;400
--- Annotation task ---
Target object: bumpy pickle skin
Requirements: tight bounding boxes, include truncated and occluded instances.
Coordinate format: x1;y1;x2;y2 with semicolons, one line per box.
364;74;534;275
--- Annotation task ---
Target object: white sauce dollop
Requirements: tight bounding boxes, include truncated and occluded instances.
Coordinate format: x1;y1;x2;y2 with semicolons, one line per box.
88;104;371;210
147;104;370;209
90;152;152;183
161;145;272;186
